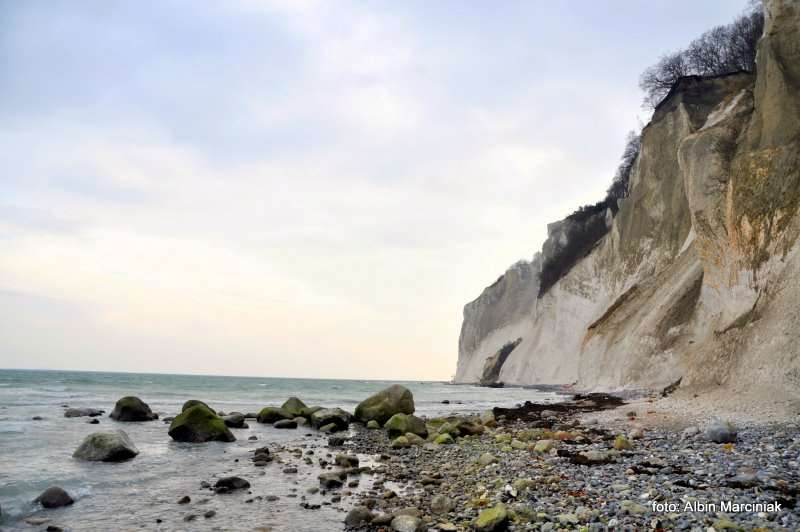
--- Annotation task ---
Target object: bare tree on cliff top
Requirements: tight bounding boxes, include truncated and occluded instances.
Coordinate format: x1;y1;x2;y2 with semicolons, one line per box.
640;5;764;108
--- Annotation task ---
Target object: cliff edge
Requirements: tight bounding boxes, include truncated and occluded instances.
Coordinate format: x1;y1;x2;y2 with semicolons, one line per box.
455;0;800;402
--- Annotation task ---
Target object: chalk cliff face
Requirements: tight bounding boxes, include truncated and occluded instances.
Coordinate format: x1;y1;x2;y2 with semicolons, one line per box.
456;0;800;398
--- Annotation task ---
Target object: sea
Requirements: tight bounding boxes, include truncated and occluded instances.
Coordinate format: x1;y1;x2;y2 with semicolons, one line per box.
0;369;568;531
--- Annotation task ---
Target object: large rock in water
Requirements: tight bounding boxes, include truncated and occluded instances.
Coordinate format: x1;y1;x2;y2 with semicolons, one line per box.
73;430;139;462
168;404;235;443
281;397;308;417
383;413;428;438
256;407;292;424
354;385;414;425
35;487;74;509
310;408;352;431
182;400;215;414
109;396;157;422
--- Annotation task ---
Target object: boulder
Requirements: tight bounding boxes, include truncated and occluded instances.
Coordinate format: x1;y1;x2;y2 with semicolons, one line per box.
73;430;139;462
182;400;215;414
355;385;414;425
168;404;235;443
705;420;738;443
222;414;246;428
281;397;308;417
35;487;74;509
64;408;104;418
256;407;292;424
455;419;485;436
474;503;508;532
109;396;157;422
384;413;428;438
366;420;381;429
310;408;351;430
273;419;297;429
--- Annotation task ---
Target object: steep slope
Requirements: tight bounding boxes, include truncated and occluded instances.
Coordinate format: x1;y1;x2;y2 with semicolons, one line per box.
455;0;800;400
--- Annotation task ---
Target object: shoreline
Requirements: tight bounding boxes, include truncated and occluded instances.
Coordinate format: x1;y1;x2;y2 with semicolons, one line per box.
339;393;800;531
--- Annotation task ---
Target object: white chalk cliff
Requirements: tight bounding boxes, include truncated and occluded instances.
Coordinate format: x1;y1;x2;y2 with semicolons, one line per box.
456;0;800;399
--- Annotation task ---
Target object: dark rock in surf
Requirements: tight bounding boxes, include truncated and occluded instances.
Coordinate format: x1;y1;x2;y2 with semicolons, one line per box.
109;396;157;422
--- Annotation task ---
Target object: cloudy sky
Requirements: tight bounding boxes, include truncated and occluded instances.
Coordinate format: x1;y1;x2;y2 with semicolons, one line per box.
0;0;749;380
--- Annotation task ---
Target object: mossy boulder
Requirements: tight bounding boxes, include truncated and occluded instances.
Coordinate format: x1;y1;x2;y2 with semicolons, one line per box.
354;384;414;425
310;408;351;430
168;404;235;443
73;430;139;462
384;413;428;438
405;433;425;445
474;503;508;532
182;400;214;414
109;396;157;422
256;407;292;424
433;433;454;445
391;435;410;448
366;420;381;429
281;397;308;417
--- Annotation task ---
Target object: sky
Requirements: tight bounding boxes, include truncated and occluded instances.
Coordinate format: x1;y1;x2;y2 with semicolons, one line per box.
0;0;750;380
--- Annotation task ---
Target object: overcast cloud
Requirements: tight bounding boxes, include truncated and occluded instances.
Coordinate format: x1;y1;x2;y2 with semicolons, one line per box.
0;0;749;379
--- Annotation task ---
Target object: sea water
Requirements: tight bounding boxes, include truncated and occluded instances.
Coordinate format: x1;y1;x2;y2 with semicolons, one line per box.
0;369;567;531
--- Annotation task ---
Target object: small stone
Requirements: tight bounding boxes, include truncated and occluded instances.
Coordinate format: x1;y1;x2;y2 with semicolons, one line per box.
477;453;497;466
367;420;381;429
614;435;633;450
391;514;424;532
204;510;216;519
533;439;554;453
345;506;374;527
335;454;359;468
178;495;191;504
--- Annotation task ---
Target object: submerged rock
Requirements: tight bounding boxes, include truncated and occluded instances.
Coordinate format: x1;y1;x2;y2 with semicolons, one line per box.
64;408;104;418
109;396;157;422
168;404;235;443
384;413;428;438
222;414;246;428
73;430;139;462
35;487;74;509
354;384;415;425
273;419;297;429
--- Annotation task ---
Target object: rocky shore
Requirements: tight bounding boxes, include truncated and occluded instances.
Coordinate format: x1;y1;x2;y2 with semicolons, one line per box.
337;392;800;531
13;385;800;531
